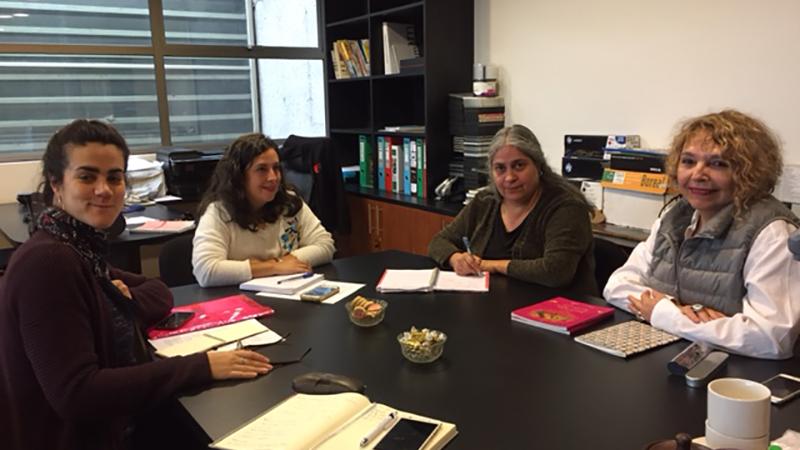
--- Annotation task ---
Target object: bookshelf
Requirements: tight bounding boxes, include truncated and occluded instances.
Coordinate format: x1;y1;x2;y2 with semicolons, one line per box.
324;0;474;200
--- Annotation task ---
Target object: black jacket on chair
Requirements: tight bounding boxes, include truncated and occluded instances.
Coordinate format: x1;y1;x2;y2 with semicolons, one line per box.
279;135;350;234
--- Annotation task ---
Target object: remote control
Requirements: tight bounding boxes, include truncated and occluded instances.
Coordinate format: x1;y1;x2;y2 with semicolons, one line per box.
667;341;712;376
685;351;729;388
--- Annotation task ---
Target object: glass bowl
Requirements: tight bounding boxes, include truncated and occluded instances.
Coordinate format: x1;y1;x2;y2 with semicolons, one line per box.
345;298;387;327
397;328;447;363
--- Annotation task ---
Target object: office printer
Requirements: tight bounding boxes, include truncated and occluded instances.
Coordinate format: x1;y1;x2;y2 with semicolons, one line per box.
156;147;224;200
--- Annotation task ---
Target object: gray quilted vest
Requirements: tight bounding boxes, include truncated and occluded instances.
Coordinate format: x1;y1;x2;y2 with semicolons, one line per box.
647;196;798;315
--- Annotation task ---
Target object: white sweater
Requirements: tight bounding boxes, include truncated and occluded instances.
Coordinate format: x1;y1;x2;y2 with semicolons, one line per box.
192;200;335;287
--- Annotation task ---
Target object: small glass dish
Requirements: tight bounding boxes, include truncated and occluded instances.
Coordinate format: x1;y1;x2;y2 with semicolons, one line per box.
397;328;447;364
345;298;387;327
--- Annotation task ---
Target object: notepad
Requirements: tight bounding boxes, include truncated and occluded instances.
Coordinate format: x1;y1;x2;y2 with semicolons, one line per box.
239;273;325;295
210;392;457;450
149;319;270;358
574;320;680;358
376;268;489;293
129;219;195;233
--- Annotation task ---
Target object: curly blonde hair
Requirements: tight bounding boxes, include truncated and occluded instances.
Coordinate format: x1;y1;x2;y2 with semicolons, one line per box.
666;109;782;215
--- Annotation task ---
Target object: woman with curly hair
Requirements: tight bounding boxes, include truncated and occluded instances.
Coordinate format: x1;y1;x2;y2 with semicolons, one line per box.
192;133;335;287
604;110;800;359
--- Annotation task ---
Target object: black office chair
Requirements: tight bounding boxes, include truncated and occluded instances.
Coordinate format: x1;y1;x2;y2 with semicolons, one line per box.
593;237;631;292
158;234;196;287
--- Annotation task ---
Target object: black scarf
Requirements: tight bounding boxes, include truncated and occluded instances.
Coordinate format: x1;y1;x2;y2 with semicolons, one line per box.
37;207;146;366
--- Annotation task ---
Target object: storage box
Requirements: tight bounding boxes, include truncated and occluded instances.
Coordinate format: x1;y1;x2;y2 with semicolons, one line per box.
603;188;669;230
157;147;223;200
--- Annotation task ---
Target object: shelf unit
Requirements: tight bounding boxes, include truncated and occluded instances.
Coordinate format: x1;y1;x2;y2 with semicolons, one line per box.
324;0;474;199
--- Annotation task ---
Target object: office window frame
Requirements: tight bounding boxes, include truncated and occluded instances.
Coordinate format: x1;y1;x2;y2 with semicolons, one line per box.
0;0;326;162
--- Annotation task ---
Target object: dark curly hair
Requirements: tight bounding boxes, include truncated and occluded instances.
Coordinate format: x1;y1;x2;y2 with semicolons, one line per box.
197;133;302;231
666;109;782;216
39;119;130;205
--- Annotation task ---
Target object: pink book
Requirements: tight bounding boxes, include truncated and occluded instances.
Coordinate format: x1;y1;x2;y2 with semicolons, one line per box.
510;297;614;335
130;219;195;234
147;294;274;339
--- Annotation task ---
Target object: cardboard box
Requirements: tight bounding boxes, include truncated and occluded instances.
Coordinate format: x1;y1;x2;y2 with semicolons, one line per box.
601;168;670;195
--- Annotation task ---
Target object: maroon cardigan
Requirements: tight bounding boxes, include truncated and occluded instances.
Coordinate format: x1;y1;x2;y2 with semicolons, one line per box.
0;231;213;450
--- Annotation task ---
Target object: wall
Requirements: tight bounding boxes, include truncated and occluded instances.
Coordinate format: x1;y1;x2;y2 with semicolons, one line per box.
474;0;800;165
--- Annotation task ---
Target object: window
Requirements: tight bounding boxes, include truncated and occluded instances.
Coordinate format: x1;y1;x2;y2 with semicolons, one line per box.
0;0;325;159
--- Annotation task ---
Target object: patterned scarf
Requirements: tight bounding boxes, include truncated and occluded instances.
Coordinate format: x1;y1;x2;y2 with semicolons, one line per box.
37;207;144;366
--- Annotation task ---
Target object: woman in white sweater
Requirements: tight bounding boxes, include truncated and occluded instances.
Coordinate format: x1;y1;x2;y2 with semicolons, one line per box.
192;133;335;287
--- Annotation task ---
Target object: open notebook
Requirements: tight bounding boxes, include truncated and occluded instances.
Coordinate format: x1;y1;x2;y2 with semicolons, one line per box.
210;392;457;450
376;268;489;293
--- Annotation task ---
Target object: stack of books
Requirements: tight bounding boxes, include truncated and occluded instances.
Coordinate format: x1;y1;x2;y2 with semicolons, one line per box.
331;39;370;79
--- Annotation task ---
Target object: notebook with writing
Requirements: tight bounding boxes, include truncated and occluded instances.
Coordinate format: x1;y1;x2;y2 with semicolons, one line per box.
376;268;489;293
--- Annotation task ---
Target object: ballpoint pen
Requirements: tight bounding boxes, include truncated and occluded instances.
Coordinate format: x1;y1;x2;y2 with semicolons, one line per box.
461;236;482;276
359;410;398;447
276;272;314;284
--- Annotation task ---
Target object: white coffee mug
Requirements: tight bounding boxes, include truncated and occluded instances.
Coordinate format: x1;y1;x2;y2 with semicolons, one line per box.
707;378;771;440
705;420;769;450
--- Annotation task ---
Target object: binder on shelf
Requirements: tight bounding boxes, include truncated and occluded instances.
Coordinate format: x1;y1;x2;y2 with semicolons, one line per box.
410;138;418;196
403;137;412;194
377;136;386;191
391;142;402;193
358;135;374;188
382;22;419;75
418;137;427;198
384;136;393;192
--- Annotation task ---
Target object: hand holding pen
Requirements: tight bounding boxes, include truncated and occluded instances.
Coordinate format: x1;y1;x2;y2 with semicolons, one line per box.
448;236;482;277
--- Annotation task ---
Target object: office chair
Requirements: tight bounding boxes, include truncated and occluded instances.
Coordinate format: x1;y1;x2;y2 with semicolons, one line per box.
593;237;631;291
158;234;196;287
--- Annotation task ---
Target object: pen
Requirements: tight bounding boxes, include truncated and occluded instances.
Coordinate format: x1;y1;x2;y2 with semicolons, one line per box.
276;272;314;284
461;236;482;276
235;339;243;350
359;410;397;447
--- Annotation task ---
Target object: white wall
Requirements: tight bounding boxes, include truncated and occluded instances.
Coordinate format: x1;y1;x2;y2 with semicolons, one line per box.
475;0;800;166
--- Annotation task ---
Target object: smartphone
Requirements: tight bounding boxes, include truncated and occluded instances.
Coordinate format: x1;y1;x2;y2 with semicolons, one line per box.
300;284;340;302
762;373;800;404
153;311;195;330
374;418;440;450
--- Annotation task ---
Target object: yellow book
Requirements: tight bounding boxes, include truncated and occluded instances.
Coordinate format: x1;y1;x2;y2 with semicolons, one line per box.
210;392;458;450
601;168;671;194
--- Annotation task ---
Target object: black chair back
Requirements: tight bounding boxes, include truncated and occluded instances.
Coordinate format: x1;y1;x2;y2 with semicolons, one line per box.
158;234;196;287
593;237;631;292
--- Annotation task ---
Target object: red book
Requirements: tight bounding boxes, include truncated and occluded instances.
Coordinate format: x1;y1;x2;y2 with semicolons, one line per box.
510;297;614;335
147;294;274;339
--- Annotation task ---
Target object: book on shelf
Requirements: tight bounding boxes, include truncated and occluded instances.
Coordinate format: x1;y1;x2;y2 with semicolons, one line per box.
331;39;370;79
382;22;419;75
210;392;457;450
403;137;412;194
418;137;426;198
239;273;324;295
376;268;489;293
377;136;386;191
147;294;275;340
129;219;195;234
510;297;614;335
379;125;426;133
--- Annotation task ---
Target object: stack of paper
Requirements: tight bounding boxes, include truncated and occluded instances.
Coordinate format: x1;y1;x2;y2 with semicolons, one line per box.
240;273;324;295
149;319;271;358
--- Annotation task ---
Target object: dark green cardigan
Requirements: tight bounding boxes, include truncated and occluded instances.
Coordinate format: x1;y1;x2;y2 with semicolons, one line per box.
428;186;598;296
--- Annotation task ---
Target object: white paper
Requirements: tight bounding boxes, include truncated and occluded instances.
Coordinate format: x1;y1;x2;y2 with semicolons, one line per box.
376;269;438;292
216;329;284;351
154;194;182;202
240;273;324;295
776;164;800;204
256;280;365;305
581;181;603;209
433;271;489;292
124;215;158;226
148;319;269;357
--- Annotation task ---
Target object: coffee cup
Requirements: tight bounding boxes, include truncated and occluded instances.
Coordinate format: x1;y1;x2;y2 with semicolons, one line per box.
707;378;770;440
705;419;769;450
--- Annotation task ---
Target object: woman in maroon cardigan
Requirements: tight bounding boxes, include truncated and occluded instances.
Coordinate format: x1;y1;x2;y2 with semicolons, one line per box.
0;120;272;450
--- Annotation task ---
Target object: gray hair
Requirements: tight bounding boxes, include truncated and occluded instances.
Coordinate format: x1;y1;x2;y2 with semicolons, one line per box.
486;124;589;207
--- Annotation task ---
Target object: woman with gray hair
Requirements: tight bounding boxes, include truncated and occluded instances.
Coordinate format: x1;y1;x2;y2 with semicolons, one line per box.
428;124;597;295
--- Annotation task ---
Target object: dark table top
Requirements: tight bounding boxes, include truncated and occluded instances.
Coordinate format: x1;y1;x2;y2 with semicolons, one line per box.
174;251;800;450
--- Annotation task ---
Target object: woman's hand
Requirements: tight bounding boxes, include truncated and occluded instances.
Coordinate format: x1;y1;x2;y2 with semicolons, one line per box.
207;349;272;380
627;289;665;322
480;259;509;275
111;279;132;299
449;252;482;276
250;254;311;277
678;304;727;324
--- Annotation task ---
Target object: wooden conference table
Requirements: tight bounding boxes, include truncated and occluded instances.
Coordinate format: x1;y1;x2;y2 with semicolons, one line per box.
0;202;189;272
175;251;800;449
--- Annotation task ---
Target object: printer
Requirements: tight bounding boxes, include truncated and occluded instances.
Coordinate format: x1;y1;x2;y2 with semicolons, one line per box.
156;147;224;200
